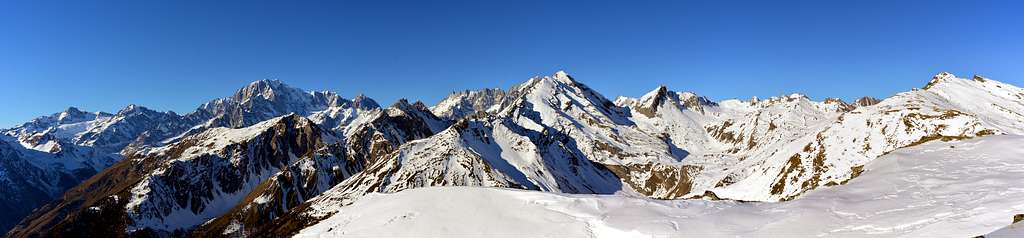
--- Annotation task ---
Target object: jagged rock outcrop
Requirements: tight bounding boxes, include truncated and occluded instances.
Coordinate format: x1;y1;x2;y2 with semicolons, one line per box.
853;96;881;107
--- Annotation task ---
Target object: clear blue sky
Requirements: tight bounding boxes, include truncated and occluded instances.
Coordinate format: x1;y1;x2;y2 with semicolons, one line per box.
2;0;1022;128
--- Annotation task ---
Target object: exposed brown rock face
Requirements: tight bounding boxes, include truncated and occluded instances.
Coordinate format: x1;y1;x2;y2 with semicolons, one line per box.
635;86;669;117
973;75;988;83
606;163;701;199
854;96;882;107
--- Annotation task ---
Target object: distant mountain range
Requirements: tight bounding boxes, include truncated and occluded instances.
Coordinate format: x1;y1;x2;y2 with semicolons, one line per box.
2;71;1023;237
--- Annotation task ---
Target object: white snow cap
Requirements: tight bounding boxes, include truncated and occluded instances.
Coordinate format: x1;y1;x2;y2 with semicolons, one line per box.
925;71;958;89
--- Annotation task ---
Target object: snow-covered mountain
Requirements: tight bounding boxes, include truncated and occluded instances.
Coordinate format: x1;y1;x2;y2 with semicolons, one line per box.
610;72;1024;201
189;80;350;130
296;135;1024;238
5;71;1024;237
1;80;384;235
7;115;345;237
191;100;446;237
430;88;506;121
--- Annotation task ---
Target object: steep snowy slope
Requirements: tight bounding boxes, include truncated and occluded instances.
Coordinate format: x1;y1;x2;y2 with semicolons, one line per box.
292;118;625;217
496;71;682;165
298;135;1024;238
711;72;1024;201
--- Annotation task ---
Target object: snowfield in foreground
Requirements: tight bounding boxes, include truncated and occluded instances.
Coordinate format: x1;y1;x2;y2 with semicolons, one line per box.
297;135;1024;238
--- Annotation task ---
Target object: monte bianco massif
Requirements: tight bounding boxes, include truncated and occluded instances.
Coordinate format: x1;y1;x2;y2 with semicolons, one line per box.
1;71;1023;237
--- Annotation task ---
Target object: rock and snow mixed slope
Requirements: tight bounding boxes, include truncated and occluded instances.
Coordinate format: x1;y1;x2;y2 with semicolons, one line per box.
8;115;349;237
612;72;1024;201
297;135;1024;238
7;101;445;237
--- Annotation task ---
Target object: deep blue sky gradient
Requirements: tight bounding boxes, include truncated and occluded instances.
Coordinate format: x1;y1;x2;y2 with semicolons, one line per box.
2;0;1022;127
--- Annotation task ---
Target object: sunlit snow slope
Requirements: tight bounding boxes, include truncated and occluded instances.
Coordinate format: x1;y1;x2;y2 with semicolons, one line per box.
298;135;1024;238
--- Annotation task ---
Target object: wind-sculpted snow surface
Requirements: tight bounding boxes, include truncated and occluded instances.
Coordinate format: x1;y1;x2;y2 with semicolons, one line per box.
298;135;1024;238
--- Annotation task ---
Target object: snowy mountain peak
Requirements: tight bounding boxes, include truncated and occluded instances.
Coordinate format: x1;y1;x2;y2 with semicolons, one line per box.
53;106;107;125
385;98;423;116
58;106;85;119
745;93;810;107
553;70;571;79
232;79;298;102
116;104;151;115
635;86;672;117
191;79;352;129
925;71;958;89
543;70;579;86
390;98;413;109
430;88;507;121
351;94;381;110
823;96;856;111
822;97;845;104
649;85;670;98
626;86;716;115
